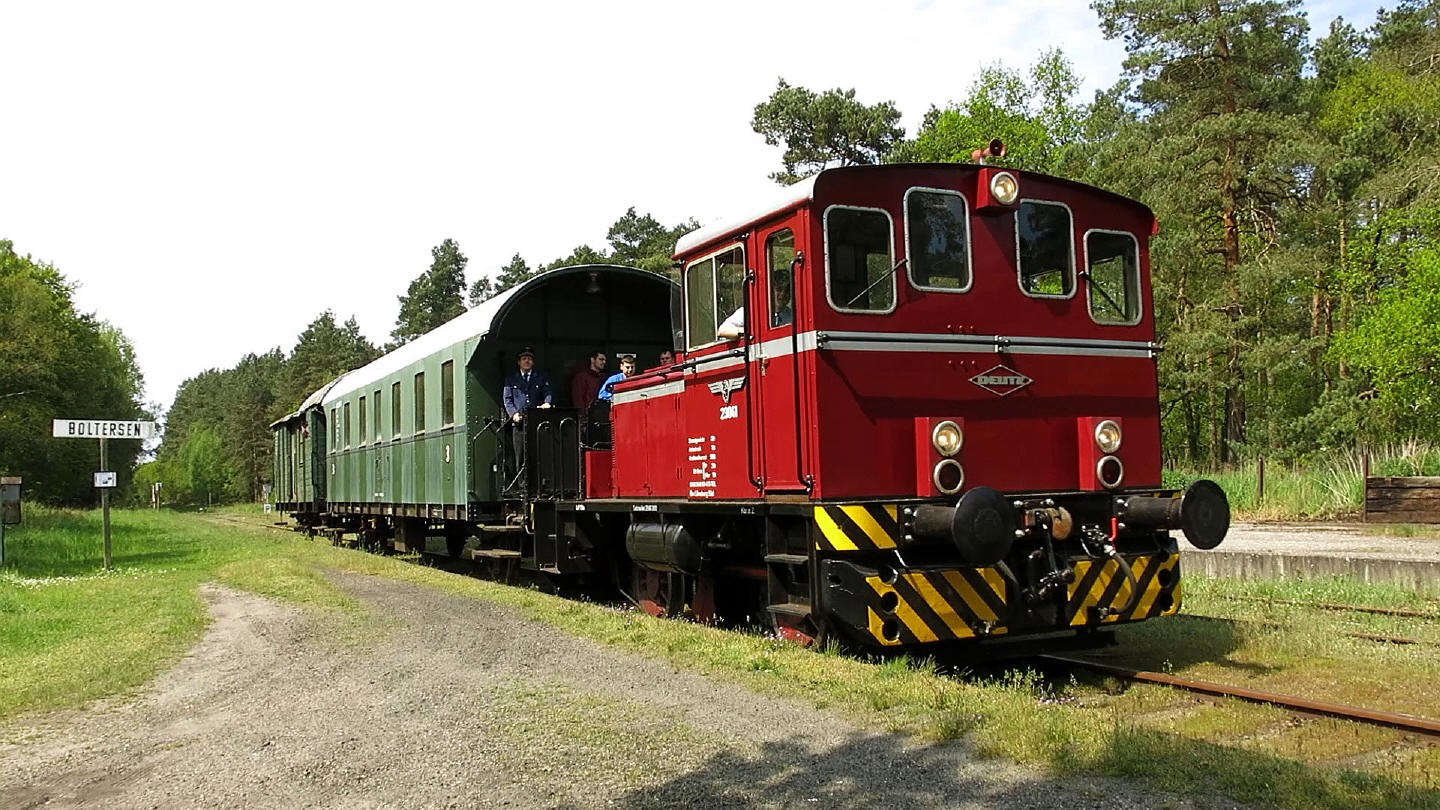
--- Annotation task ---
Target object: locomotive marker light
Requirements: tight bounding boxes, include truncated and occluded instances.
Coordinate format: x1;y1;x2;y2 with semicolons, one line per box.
1094;419;1122;453
931;420;963;456
989;172;1020;205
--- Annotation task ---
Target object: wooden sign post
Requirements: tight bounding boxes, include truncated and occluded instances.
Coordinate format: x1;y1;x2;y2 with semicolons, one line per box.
52;419;157;570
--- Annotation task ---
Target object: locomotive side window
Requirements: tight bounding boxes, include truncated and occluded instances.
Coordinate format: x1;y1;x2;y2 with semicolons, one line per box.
1016;201;1075;297
905;189;971;292
1084;230;1142;325
767;230;795;327
825;206;895;313
441;360;455;426
684;245;744;348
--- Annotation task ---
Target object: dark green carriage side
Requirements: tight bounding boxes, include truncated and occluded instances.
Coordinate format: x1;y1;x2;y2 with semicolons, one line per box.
270;377;336;517
310;265;675;516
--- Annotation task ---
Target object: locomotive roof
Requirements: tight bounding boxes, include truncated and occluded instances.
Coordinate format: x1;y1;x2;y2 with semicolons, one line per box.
315;264;661;407
673;164;1150;257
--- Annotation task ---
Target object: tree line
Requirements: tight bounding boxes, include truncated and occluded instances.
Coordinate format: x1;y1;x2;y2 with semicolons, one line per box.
754;0;1440;469
4;0;1436;503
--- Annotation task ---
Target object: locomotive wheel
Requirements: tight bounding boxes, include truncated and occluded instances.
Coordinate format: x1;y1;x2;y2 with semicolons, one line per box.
632;566;683;618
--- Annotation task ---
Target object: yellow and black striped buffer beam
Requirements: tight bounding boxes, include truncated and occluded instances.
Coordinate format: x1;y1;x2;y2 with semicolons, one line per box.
863;568;1009;646
814;504;901;551
1066;554;1181;626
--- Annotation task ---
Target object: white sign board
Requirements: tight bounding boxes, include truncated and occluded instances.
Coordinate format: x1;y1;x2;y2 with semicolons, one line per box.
94;472;117;488
52;420;157;440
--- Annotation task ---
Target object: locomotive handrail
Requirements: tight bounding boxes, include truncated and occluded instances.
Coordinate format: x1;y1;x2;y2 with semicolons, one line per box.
789;252;812;492
742;268;764;491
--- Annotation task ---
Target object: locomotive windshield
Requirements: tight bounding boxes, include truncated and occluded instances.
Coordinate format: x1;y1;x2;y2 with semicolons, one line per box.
904;189;971;292
1017;200;1075;297
1084;230;1142;325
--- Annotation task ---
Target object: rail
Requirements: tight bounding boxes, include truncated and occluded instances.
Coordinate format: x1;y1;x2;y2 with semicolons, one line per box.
1040;654;1440;738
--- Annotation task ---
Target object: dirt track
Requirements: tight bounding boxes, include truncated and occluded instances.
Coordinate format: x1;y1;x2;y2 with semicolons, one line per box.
0;572;1241;809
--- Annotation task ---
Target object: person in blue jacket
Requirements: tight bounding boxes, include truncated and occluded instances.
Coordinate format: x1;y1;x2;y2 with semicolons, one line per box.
597;355;636;401
502;347;552;483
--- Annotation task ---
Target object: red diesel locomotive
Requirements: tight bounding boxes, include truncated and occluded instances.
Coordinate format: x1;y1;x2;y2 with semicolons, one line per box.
274;159;1228;651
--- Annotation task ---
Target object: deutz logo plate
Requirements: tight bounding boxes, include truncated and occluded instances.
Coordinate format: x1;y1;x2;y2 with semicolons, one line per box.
969;364;1033;396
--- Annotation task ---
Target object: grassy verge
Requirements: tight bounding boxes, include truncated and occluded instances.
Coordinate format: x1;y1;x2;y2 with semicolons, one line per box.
2;508;1438;808
1169;440;1440;523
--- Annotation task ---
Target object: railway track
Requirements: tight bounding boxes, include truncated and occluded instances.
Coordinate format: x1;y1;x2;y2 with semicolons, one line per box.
1040;654;1440;739
1222;593;1440;620
1175;612;1440;648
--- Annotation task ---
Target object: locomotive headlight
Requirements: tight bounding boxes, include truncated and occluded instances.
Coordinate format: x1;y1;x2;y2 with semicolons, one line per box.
931;420;963;457
933;459;965;495
1094;419;1122;453
989;172;1020;206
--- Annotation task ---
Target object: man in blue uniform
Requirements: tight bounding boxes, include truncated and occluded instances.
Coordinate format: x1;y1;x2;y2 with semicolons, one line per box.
502;347;552;487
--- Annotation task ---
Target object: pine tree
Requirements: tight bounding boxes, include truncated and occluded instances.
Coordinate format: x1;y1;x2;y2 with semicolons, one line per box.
392;238;468;344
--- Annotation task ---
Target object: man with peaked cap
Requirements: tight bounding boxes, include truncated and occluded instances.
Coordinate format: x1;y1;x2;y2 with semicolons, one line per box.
501;347;552;488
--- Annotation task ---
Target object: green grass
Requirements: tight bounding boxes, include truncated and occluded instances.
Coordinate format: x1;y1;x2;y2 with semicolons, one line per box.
2;508;1438;808
1170;440;1440;521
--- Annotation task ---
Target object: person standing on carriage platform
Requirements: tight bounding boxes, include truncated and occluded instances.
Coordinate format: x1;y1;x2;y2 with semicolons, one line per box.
502;347;552;486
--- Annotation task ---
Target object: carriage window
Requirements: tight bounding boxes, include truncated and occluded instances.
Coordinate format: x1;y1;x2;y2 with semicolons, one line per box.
1016;201;1074;297
766;230;795;327
343;402;352;448
358;396;367;445
414;372;426;433
373;390;382;441
331;408;339;450
684;246;744;348
826;207;895;312
391;382;401;438
1085;231;1142;325
441;361;455;425
905;190;970;291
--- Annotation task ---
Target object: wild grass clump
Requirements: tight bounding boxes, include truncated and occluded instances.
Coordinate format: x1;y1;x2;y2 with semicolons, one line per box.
1169;439;1440;521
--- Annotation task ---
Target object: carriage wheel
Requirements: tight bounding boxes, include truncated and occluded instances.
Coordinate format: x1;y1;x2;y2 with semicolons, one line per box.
631;566;683;618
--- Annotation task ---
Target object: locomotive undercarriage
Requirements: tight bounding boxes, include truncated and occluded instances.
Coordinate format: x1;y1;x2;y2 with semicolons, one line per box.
288;481;1224;652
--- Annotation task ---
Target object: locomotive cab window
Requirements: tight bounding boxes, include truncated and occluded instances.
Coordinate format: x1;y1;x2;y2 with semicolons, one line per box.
1016;201;1075;297
685;245;744;348
766;229;795;328
1084;230;1142;325
905;189;971;292
826;206;895;313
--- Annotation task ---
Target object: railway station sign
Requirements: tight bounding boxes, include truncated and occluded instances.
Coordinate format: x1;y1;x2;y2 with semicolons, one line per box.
52;419;156;439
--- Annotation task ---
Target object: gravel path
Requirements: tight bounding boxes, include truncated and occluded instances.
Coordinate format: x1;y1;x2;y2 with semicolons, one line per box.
1211;522;1440;562
0;572;1243;809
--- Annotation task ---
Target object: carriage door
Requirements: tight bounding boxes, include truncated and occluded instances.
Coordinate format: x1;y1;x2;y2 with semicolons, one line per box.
753;225;809;492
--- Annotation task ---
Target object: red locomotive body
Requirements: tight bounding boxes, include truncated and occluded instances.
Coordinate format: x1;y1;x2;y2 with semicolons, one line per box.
280;161;1228;652
605;163;1225;647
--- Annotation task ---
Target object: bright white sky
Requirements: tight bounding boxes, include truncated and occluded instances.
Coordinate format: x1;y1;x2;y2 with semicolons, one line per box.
1;0;1389;417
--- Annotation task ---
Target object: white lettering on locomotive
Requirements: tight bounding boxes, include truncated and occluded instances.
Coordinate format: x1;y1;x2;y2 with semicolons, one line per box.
719;404;739;420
